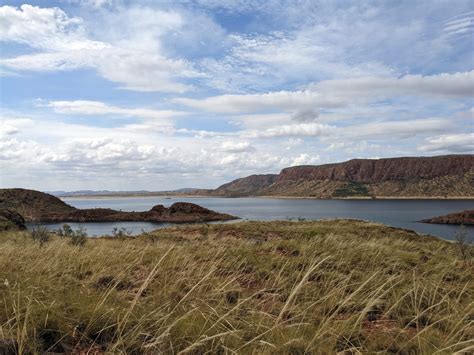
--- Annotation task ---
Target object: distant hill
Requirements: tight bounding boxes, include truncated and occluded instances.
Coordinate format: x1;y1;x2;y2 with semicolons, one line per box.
210;174;278;197
202;155;474;198
49;188;201;197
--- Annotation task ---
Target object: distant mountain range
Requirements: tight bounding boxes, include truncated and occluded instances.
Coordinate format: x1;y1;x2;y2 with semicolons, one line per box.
191;154;474;198
48;188;200;197
47;155;473;199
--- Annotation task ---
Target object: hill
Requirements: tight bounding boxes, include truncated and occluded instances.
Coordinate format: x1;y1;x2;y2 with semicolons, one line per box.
0;188;77;221
210;174;278;197
206;155;474;198
0;220;472;353
48;188;201;197
0;188;236;223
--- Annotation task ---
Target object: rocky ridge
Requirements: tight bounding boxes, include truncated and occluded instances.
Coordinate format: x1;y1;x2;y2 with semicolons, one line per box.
0;188;236;224
203;155;474;198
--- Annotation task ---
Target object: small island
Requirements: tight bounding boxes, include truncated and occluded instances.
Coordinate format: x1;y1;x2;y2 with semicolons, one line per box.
0;188;237;224
421;210;474;225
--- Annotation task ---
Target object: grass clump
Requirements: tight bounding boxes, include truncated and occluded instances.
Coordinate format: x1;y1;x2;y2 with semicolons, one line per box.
0;220;472;353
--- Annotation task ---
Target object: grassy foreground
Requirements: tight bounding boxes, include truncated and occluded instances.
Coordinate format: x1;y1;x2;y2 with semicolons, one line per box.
0;220;472;354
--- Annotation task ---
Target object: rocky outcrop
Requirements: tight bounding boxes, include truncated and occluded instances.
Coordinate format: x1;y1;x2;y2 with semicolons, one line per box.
276;155;473;183
45;202;236;223
205;155;474;198
0;209;26;231
0;189;237;224
0;188;76;221
211;174;278;197
422;210;474;225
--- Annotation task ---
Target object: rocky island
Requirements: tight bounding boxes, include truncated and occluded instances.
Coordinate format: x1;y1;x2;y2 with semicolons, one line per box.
422;210;474;225
0;188;237;224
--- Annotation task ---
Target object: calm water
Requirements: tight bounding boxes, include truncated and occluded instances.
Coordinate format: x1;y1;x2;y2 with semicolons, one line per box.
40;197;473;240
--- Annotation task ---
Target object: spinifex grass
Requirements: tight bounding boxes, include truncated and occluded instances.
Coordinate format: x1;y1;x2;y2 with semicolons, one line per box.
0;220;472;353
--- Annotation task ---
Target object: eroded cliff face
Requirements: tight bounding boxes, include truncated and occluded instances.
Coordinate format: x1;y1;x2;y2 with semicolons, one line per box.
210;155;474;198
277;155;473;183
212;174;278;196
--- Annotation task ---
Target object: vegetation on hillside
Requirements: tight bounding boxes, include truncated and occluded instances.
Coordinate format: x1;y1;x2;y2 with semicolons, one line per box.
332;182;371;198
0;220;472;353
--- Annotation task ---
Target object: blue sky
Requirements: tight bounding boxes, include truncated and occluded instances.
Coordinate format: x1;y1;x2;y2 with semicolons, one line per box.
0;0;473;190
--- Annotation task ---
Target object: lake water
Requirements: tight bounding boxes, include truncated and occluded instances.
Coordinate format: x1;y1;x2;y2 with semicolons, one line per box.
38;197;473;240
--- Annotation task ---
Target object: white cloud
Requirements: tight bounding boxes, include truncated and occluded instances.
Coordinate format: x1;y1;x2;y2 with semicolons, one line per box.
176;71;474;114
0;117;34;137
0;5;103;51
291;153;320;166
65;0;113;8
243;123;334;138
175;90;332;113
46;100;185;121
345;118;452;139
308;71;474;99
220;141;255;153
418;133;474;153
241;117;452;140
0;5;197;92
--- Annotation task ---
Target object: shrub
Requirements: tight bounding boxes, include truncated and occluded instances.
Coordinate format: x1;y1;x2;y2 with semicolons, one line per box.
333;182;370;197
31;225;50;246
56;224;74;238
70;226;88;246
454;225;472;261
112;227;132;240
56;224;88;246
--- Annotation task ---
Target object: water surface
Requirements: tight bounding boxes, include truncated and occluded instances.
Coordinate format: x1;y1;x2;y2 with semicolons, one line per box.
41;197;473;240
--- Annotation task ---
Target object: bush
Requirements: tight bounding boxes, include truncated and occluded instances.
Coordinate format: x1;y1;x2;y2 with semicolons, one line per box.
112;227;132;240
31;225;50;246
454;225;472;261
333;182;370;197
56;224;74;238
56;224;88;246
70;226;88;246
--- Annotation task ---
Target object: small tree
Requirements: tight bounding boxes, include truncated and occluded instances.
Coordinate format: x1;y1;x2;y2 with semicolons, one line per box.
454;225;472;261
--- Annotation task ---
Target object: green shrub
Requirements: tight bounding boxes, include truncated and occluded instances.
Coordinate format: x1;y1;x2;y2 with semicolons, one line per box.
333;182;370;197
56;224;74;238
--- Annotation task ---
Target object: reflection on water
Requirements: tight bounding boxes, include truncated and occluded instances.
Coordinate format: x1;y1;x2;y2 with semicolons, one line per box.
36;197;473;240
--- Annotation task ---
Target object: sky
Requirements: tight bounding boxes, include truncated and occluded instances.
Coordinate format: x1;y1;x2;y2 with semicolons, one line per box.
0;0;473;191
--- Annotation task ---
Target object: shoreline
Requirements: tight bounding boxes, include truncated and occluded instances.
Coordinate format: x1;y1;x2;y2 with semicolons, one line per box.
60;194;474;200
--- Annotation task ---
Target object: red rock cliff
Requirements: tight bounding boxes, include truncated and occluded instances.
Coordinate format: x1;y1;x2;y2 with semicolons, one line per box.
277;155;473;183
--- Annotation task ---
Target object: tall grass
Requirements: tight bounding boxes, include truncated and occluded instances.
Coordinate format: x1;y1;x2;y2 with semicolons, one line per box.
0;220;472;353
